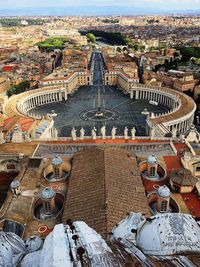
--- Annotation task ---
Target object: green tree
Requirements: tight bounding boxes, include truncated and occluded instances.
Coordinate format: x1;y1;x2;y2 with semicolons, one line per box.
7;80;30;97
86;33;96;43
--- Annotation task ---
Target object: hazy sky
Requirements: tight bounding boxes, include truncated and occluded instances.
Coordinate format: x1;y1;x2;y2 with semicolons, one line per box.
1;0;200;10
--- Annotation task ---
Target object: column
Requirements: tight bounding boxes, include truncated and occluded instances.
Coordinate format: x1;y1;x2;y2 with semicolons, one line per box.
64;91;67;100
135;90;139;100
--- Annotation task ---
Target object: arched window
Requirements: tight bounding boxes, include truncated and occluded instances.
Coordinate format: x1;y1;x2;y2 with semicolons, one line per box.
44;201;52;214
54;167;59;178
150;167;156;177
161;200;168;212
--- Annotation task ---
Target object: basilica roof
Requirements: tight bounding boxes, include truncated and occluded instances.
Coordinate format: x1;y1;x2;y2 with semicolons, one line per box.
62;147;150;238
137;213;200;255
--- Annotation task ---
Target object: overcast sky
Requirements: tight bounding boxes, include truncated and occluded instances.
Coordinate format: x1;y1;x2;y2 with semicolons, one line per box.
0;0;200;10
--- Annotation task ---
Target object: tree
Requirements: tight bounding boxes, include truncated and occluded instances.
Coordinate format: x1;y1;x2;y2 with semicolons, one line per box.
133;44;139;51
7;80;30;97
86;33;96;43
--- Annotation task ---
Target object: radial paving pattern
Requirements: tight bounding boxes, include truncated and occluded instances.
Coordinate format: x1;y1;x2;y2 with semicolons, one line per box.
32;85;169;137
32;51;169;137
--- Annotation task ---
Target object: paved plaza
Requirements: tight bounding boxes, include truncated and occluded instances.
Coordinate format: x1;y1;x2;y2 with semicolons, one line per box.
33;85;169;137
32;52;169;137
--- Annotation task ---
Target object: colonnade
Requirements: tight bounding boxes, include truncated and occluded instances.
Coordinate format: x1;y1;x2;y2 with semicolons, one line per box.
129;85;196;136
17;88;67;116
11;83;196;138
131;89;179;110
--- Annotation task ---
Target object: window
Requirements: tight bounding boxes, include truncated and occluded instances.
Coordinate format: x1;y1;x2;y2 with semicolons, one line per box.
7;164;16;170
196;165;200;172
150;167;156;177
161;200;168;212
45;201;52;214
55;167;59;178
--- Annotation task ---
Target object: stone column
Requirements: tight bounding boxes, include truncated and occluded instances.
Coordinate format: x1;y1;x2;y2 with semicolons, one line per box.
64;91;67;100
135;90;139;100
130;91;133;99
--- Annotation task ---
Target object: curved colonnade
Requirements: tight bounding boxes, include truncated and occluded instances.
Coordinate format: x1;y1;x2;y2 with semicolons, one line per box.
3;84;196;137
3;86;68;119
129;84;196;136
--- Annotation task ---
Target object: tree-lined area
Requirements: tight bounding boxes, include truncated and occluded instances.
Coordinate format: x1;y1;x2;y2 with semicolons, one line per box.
177;47;200;62
36;37;67;51
7;81;30;97
0;18;44;27
102;19;119;23
81;30;132;46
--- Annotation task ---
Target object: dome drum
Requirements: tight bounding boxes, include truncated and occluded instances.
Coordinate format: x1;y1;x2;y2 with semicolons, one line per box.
44;158;71;182
34;193;64;221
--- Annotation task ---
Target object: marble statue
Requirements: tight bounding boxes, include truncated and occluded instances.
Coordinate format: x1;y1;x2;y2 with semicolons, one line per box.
124;127;129;139
80;127;85;140
92;127;97;140
111;127;117;139
23;132;30;142
185;124;200;143
101;126;106;139
0;131;5;144
172;127;177;139
71;127;77;141
150;126;155;140
131;127;136;140
11;124;24;143
54;128;58;139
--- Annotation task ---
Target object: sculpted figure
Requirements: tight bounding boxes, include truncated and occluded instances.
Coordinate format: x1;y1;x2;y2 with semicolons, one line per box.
80;127;85;140
124;127;129;139
151;126;155;140
101;126;106;139
131;127;136;140
111;126;117;139
92;127;97;140
71;127;77;141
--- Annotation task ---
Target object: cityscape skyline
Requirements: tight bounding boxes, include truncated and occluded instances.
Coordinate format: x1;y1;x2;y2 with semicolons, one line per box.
0;0;200;16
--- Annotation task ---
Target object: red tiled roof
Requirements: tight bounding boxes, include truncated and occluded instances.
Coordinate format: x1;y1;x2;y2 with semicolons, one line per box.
181;193;200;218
62;147;150;238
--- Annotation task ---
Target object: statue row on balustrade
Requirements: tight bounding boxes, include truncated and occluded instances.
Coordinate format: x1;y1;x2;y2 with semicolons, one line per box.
71;126;137;140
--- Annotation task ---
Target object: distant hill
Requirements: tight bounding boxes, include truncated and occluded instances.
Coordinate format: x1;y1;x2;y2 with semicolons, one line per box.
0;6;200;16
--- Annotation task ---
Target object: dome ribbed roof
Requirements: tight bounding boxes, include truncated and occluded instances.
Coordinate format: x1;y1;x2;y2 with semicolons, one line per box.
10;179;20;189
157;185;171;198
52;155;62;166
41;187;55;199
147;155;158;164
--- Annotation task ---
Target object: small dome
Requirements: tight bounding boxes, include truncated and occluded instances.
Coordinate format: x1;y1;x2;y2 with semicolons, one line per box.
52;155;62;166
41;187;55;199
10;179;20;189
147;155;158;164
157;185;171;198
25;236;43;253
